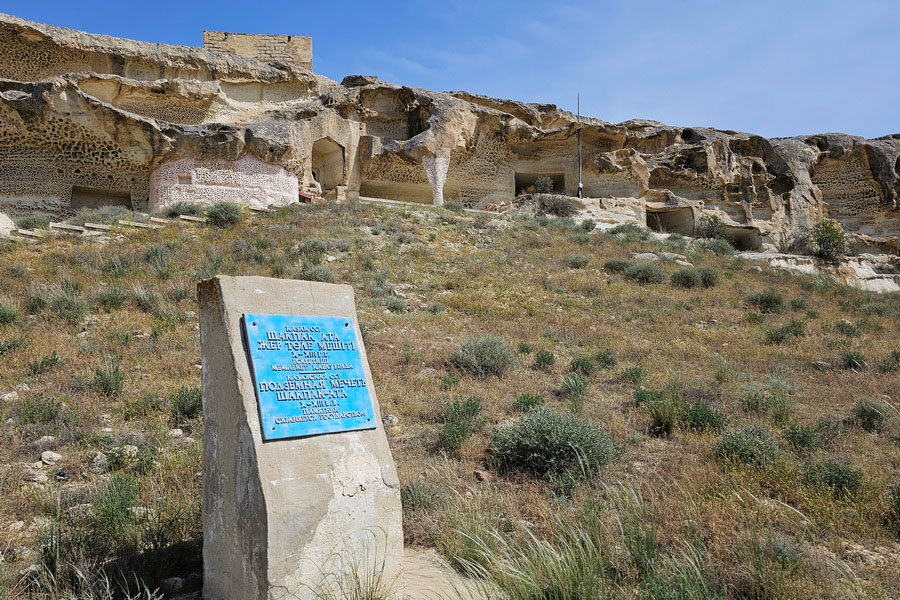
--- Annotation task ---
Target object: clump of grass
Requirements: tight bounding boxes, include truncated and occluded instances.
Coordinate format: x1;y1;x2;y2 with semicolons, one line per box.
385;296;407;313
489;407;620;479
0;297;19;326
297;263;336;283
635;382;686;437
747;289;784;314
560;373;588;411
834;320;861;337
16;212;51;230
27;352;63;376
438;396;484;453
841;351;867;370
26;285;50;313
594;349;617;369
100;254;134;278
695;238;735;256
803;459;862;499
609;223;651;242
533;349;556;371
402;480;443;511
670;268;702;289
448;335;516;378
581;218;596;231
517;342;534;355
205;202;243;228
49;286;87;324
851;398;892;433
0;336;26;356
19;393;62;424
92;472;140;536
564;253;590;269
569;356;595;376
681;401;726;433
603;258;632;273
765;319;805;344
96;287;127;310
741;377;793;424
623;263;665;285
513;394;544;411
171;386;202;424
876;350;900;373
714;424;780;467
889;483;900;529
163;201;203;218
93;357;124;398
621;365;645;385
131;284;161;314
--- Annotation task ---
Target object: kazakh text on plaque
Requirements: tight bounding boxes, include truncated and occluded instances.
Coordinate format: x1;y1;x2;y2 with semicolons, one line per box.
242;313;376;440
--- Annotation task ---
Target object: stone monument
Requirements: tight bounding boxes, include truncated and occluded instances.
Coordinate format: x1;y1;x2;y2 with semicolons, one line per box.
198;276;402;600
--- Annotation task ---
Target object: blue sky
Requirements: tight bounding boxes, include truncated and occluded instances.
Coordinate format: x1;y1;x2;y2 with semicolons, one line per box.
4;0;898;138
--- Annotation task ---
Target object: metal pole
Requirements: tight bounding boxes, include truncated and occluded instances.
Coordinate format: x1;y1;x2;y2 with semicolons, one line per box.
577;93;583;197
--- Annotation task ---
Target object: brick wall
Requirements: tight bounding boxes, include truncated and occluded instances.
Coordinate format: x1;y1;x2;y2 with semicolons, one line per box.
203;31;312;71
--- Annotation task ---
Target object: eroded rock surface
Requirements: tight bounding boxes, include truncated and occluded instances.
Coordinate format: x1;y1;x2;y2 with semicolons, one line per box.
0;13;899;255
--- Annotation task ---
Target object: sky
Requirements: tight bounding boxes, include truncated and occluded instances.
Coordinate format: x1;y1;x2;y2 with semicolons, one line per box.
3;0;899;138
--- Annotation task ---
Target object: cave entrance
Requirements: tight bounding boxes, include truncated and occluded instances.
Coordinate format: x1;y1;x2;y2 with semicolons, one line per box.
311;137;345;191
646;207;694;235
70;186;132;210
725;226;762;251
515;172;565;196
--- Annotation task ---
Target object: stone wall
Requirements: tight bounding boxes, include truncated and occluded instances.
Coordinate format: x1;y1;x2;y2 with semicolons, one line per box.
203;31;312;71
150;155;299;211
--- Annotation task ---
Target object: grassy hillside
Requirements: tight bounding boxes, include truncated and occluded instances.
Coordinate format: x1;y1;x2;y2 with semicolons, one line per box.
0;201;898;599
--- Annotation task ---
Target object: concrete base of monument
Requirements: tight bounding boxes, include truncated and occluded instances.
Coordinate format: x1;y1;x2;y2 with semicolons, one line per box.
401;547;486;600
199;276;403;600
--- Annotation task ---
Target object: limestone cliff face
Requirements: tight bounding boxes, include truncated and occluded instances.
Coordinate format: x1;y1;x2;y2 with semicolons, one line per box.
0;13;898;252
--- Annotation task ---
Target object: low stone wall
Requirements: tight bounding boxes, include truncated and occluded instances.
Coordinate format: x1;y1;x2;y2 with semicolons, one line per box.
150;155;298;211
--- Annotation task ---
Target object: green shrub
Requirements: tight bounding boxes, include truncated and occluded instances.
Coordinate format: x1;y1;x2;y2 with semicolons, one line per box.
609;223;651;242
534;349;556;370
852;399;891;433
783;420;842;453
621;365;645;385
841;351;867;370
27;352;62;376
16;212;51;230
92;473;140;536
402;480;442;511
20;393;62;424
714;425;780;467
889;483;900;525
681;402;726;433
0;298;19;326
765;320;806;344
809;219;846;263
71;205;130;225
697;267;719;288
163;201;203;218
448;335;516;378
100;254;134;278
747;289;784;314
96;287;127;310
803;459;862;499
835;320;861;337
297;238;329;257
131;284;161;314
741;383;792;424
438;397;484;453
581;219;596;232
595;349;617;369
25;286;49;313
93;357;124;398
517;342;534;355
298;264;336;283
561;372;588;400
694;214;727;239
50;287;87;324
876;350;900;373
489;407;620;478
0;337;26;356
171;386;203;423
537;195;581;217
513;393;544;411
570;356;595;376
567;232;591;245
565;253;590;269
671;269;702;289
696;238;735;255
603;258;633;273
205;202;243;228
790;297;810;311
623;263;665;285
385;296;407;313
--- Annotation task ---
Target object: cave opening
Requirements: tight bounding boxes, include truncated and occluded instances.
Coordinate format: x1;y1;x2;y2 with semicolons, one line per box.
70;185;132;210
311;137;345;191
515;172;565;196
646;207;694;235
725;226;762;251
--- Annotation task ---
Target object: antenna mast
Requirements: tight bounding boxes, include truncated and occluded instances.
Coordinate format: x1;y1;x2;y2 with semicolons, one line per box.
577;93;583;197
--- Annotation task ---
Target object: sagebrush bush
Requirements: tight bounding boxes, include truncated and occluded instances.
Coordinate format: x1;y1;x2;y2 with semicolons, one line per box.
747;289;784;313
581;218;596;232
537;194;581;217
809;219;846;263
876;350;900;373
96;287;128;310
298;264;335;283
783;420;842;453
697;267;719;288
517;342;534;355
16;212;51;230
205;202;243;228
448;335;516;378
402;480;442;511
565;253;590;269
438;396;484;453
93;357;124;398
765;319;805;344
852;399;891;433
803;459;862;499
50;286;87;324
489;407;620;478
385;296;407;313
889;483;900;525
595;349;617;368
163;201;203;218
696;238;735;256
835;320;861;337
681;401;726;433
534;349;556;370
623;263;665;285
714;425;779;467
570;356;595;376
671;269;702;288
608;223;651;242
20;393;63;424
0;337;26;356
604;258;633;273
841;351;867;370
27;352;62;376
694;214;727;239
513;393;544;411
171;386;202;423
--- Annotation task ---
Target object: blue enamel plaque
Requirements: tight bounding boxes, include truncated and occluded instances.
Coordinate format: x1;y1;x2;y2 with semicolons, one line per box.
242;313;376;440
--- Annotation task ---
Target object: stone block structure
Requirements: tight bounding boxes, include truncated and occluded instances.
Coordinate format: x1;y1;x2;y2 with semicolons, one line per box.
203;31;312;70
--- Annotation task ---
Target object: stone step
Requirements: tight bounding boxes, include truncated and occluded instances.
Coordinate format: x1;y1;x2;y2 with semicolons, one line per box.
178;214;208;223
117;219;162;230
83;222;114;231
50;222;86;234
15;228;47;238
248;206;269;213
149;216;172;225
